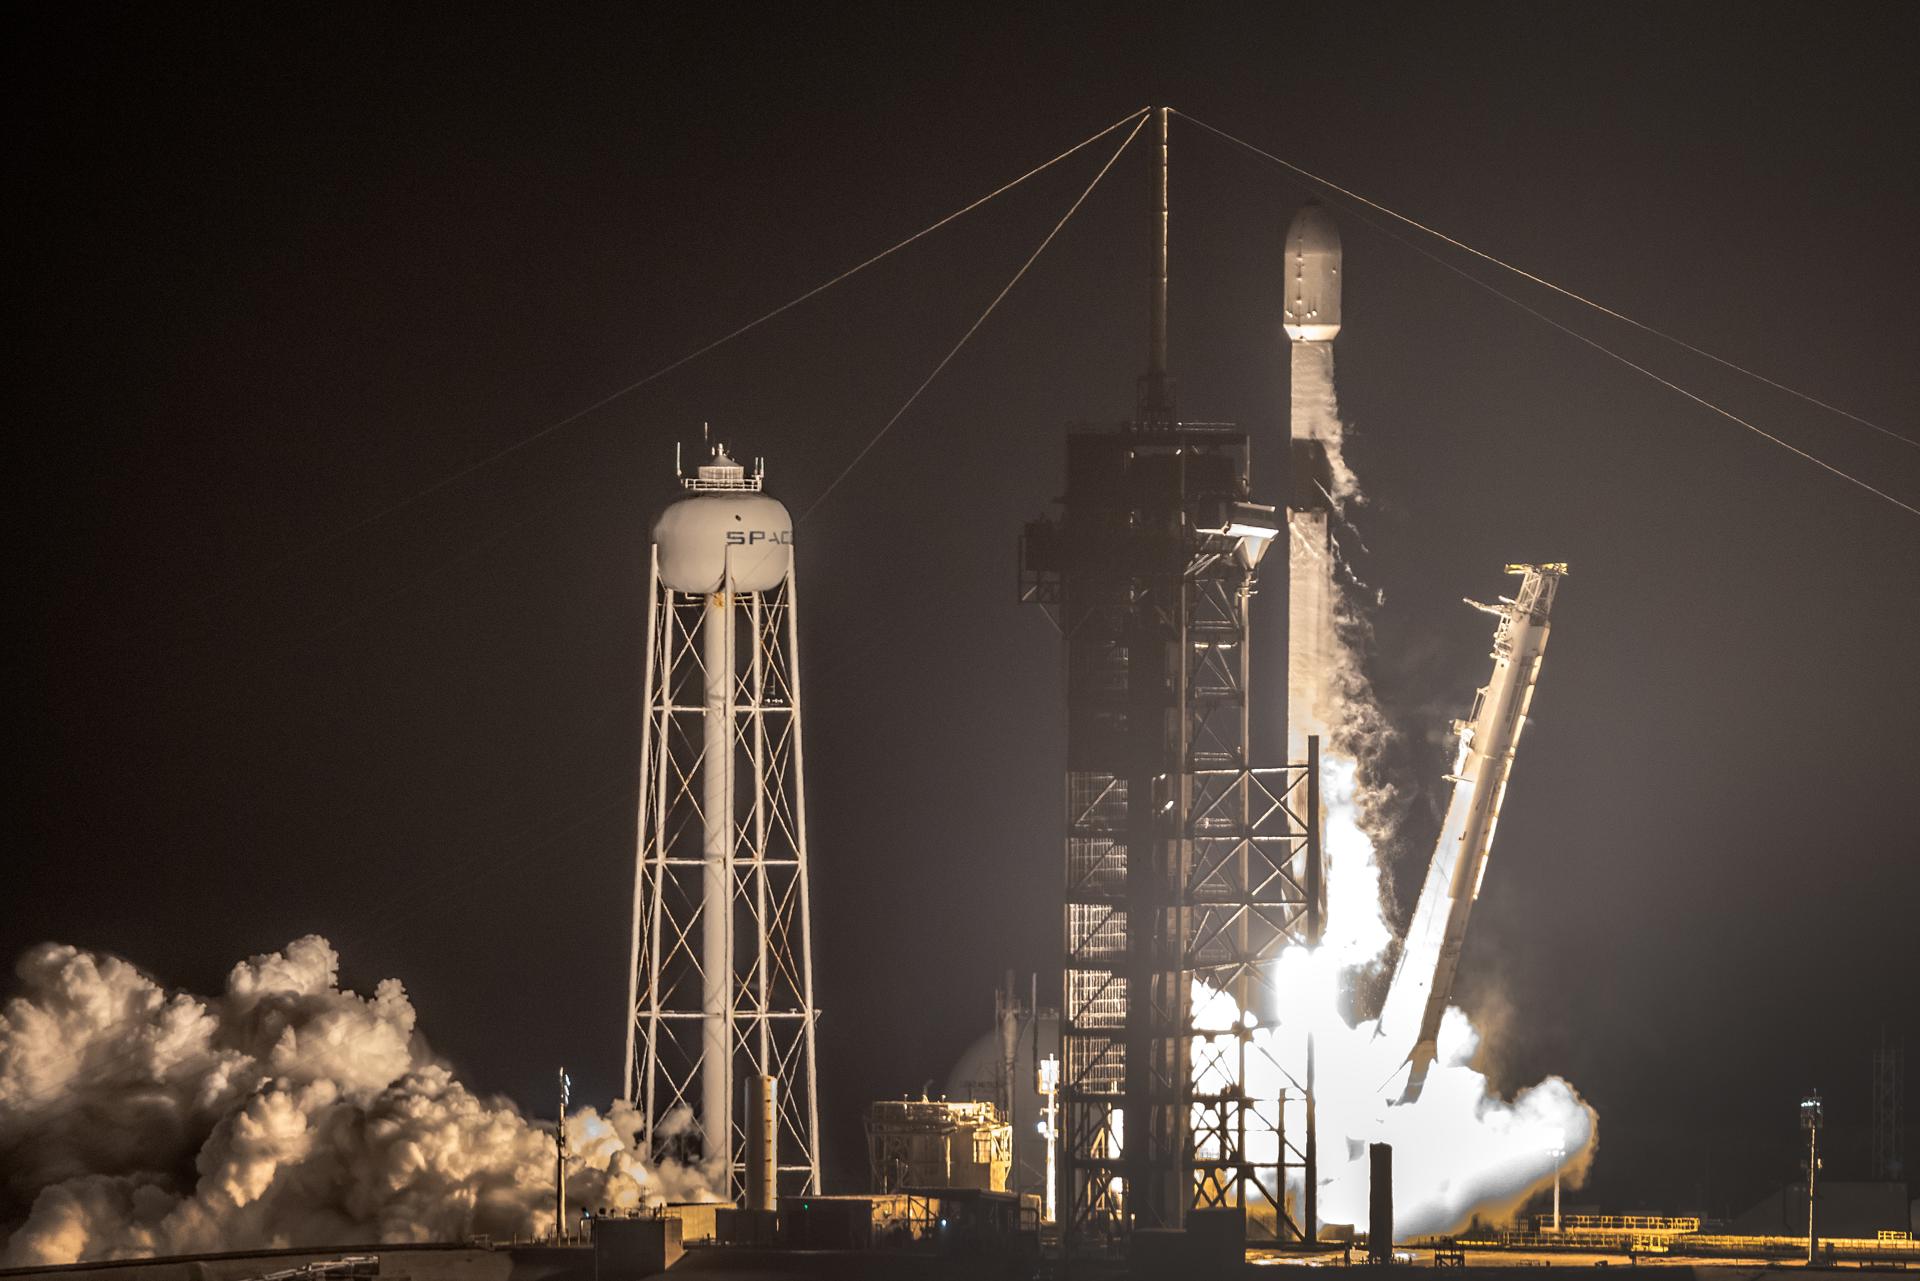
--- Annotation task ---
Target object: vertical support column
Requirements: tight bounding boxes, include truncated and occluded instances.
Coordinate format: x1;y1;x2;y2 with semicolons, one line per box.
626;547;662;1104
1165;504;1195;1229
555;1080;569;1243
746;1074;778;1212
1304;735;1321;1243
641;583;675;1146
1368;1142;1393;1265
785;566;825;1191
702;578;735;1173
1805;1096;1822;1265
1145;105;1170;416
751;592;770;1071
1233;568;1255;1218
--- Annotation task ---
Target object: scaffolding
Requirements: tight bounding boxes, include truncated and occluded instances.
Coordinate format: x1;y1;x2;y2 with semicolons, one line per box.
1022;419;1320;1250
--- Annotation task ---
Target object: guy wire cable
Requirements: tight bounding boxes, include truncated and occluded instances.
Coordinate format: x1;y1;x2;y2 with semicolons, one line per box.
1177;111;1918;520
801;110;1152;521
1342;188;1920;520
1175;109;1916;451
136;107;1154;639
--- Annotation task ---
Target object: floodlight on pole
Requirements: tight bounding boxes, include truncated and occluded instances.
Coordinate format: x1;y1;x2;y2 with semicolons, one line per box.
1801;1092;1823;1265
1548;1145;1565;1233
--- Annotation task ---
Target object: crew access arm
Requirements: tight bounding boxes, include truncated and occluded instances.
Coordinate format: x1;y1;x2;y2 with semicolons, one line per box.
1375;563;1567;1102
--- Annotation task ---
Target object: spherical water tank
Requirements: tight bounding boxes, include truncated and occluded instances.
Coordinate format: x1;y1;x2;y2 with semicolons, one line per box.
654;491;793;592
1282;203;1343;342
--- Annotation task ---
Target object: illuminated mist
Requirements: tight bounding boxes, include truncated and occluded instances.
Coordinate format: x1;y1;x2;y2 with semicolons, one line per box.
0;937;713;1265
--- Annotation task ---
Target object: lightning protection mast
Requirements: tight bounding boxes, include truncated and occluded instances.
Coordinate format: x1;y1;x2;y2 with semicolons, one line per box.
1020;107;1323;1253
626;441;822;1201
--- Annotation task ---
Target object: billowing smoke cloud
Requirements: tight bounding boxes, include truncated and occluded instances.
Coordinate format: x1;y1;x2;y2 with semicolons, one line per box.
1;937;712;1266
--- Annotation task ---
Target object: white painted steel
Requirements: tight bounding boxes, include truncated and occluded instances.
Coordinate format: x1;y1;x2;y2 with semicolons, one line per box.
654;493;792;593
623;545;661;1122
783;560;824;1188
1282;204;1343;342
701;581;733;1163
1286;505;1337;767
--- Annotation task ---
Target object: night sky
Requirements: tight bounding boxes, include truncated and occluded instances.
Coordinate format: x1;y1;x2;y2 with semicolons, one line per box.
13;4;1918;1219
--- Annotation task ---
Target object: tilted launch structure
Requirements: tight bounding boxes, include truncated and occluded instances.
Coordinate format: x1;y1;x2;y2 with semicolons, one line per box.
1376;562;1566;1099
1020;109;1325;1246
626;445;822;1200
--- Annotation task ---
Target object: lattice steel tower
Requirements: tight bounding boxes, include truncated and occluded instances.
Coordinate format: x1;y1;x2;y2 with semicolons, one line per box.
1019;108;1322;1248
625;442;822;1199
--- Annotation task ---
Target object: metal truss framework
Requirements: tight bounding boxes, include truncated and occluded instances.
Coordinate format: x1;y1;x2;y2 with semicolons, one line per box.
626;548;822;1200
1023;422;1322;1253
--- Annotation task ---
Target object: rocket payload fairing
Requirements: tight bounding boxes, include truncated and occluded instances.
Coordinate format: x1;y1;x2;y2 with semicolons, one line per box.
1284;203;1344;771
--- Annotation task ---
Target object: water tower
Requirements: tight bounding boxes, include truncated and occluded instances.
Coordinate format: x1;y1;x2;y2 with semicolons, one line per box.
624;441;822;1199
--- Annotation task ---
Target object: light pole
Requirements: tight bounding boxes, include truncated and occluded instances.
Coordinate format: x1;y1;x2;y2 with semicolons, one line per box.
555;1068;571;1245
1548;1145;1565;1234
1037;1054;1060;1225
1800;1093;1823;1266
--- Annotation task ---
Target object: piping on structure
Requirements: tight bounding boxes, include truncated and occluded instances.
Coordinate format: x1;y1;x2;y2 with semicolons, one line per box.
1374;563;1568;1101
626;443;822;1199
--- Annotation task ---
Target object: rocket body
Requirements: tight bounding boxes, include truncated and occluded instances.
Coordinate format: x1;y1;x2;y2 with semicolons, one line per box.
1375;565;1565;1100
1283;204;1343;343
1285;204;1344;771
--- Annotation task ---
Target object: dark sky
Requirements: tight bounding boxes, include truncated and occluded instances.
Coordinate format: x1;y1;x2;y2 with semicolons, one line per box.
13;4;1918;1216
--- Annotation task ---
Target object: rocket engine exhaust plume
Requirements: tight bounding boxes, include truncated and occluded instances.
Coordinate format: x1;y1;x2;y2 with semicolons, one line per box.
0;936;714;1266
1257;201;1596;1238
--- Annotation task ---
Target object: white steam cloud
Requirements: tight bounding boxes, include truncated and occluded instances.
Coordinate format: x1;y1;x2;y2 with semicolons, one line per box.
0;936;712;1266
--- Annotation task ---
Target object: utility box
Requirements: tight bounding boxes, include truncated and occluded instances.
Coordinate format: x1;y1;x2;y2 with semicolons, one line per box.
715;1207;778;1246
1132;1228;1203;1274
1187;1205;1246;1266
593;1216;682;1279
1130;1211;1243;1276
779;1196;873;1250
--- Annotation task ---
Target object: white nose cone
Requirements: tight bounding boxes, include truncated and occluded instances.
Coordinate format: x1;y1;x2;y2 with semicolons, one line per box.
655;493;793;592
1283;203;1342;342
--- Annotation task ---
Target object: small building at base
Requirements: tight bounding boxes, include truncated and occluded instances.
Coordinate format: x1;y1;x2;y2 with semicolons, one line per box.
865;1098;1012;1193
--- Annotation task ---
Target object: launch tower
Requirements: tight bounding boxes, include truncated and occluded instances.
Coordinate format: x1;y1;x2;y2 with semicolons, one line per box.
626;444;822;1199
1020;109;1323;1246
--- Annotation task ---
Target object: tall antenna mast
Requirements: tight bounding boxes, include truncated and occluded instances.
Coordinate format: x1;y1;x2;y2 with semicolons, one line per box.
1144;106;1172;419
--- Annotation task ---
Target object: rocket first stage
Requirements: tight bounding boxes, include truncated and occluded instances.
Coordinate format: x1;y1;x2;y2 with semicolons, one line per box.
1375;563;1567;1101
1283;203;1348;770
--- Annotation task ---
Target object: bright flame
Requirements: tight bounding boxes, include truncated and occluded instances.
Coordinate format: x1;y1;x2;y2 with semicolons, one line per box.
1198;729;1598;1239
1197;732;1599;1239
1319;752;1396;967
1194;959;1594;1238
